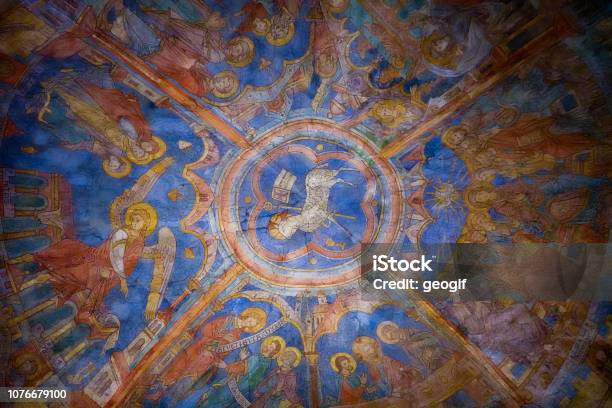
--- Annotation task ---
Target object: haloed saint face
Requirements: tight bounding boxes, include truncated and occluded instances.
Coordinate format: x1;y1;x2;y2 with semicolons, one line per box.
475;190;496;203
229;42;246;59
433;36;451;54
377;105;398;123
131;144;146;159
214;76;234;94
130;212;147;232
339;357;350;369
361;343;375;358
108;155;122;171
239;316;257;330
354;339;379;361
382;324;400;342
208;12;225;30
253;18;268;33
447;129;467;146
337;357;352;376
140;141;154;153
18;359;36;375
279;350;297;370
263;340;281;357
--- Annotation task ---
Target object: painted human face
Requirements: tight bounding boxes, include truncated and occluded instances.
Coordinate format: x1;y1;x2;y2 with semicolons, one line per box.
361;343;375;359
339;357;350;369
433;36;451;54
208;12;225;30
240;316;257;329
229;43;245;59
448;129;467;146
337;357;351;376
382;325;400;342
140;141;154;153
214;76;233;93
109;155;121;170
279;350;296;370
130;212;146;232
355;340;379;361
19;359;36;375
253;18;268;33
263;340;280;357
475;190;496;203
378;106;397;123
131;144;146;159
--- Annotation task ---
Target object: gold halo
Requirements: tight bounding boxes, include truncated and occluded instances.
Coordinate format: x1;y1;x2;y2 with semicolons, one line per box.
370;99;407;128
261;335;286;358
125;202;158;236
330;352;356;373
421;31;455;68
376;321;400;344
103;156;132;178
278;346;302;368
211;70;240;99
266;18;295;47
126;135;166;165
12;353;42;381
227;36;255;68
252;17;270;36
239;307;267;333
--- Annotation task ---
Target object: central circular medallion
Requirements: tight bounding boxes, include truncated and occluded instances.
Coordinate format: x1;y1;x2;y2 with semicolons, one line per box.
219;119;402;287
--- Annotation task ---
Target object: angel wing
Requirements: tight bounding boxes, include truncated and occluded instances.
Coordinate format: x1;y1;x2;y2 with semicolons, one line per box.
109;157;174;230
143;226;176;320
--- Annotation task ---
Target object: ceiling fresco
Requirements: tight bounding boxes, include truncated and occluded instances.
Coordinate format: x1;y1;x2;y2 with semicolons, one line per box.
0;0;610;407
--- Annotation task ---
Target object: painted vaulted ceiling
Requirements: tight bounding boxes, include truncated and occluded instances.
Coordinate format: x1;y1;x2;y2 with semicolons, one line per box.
0;0;611;407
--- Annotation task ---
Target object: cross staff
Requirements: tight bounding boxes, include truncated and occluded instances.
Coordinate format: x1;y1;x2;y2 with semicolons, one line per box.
264;202;357;220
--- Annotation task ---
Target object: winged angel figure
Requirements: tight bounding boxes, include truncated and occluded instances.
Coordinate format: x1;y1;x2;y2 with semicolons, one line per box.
33;158;176;349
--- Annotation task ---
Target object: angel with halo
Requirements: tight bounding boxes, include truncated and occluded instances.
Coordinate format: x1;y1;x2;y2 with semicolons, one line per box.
33;158;176;349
